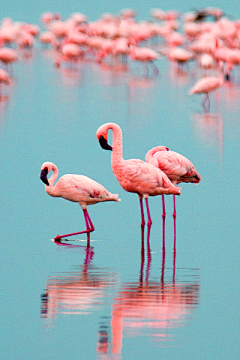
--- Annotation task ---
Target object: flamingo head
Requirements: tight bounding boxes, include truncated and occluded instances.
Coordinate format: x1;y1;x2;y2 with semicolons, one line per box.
40;162;55;186
96;124;113;151
40;166;49;186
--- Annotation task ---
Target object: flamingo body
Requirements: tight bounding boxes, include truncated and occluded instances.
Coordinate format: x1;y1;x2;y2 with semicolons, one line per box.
189;76;222;95
145;146;201;185
40;162;120;242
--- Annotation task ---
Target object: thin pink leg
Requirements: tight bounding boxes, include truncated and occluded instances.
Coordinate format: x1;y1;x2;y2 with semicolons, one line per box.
162;213;166;254
161;236;166;284
173;195;176;218
173;229;176;284
162;195;166;218
139;197;145;228
173;209;176;240
145;197;152;227
54;208;94;243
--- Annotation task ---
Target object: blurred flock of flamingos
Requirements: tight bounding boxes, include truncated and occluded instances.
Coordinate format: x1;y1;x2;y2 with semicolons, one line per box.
0;6;240;111
1;5;240;359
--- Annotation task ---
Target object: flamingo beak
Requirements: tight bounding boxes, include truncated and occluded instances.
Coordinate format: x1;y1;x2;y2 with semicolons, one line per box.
99;135;112;151
40;167;49;186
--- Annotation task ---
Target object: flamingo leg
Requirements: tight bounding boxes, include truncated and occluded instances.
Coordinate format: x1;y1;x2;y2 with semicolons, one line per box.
54;208;94;243
150;60;159;75
145;197;152;227
162;195;166;218
139;196;145;228
202;93;210;112
161;221;166;284
162;212;166;254
173;195;176;218
173;215;176;284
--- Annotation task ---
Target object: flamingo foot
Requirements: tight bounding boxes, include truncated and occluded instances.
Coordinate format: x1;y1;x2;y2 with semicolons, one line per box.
53;227;94;242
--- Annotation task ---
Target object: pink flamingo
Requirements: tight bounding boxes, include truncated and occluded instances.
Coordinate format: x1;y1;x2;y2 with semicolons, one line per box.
0;48;18;75
129;45;161;76
96;123;181;229
189;62;224;111
145;146;201;218
40;161;120;244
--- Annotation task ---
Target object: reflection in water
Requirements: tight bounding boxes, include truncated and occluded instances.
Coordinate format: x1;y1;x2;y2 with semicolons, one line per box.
0;95;10;129
190;112;223;156
41;247;119;326
100;246;200;356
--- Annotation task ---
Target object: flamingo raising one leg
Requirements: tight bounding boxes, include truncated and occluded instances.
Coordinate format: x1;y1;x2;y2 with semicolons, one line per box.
40;162;120;244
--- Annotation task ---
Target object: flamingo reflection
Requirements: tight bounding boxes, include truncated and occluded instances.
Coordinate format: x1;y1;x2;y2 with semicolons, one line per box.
41;247;119;325
98;240;200;355
190;112;223;155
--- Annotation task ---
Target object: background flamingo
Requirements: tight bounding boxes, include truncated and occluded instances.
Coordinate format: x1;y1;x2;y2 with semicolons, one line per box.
40;161;120;244
189;62;224;111
96;123;181;230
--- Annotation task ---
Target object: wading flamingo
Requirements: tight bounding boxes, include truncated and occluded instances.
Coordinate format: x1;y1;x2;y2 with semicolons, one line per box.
145;146;201;218
40;162;120;244
96;123;181;229
189;62;224;112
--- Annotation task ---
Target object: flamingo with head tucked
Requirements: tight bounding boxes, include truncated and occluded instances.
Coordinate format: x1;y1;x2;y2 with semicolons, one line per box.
145;146;201;218
96;123;181;229
40;161;120;244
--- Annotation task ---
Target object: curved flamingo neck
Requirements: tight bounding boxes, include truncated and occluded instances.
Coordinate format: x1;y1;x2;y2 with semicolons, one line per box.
107;123;123;163
145;146;168;161
46;163;59;196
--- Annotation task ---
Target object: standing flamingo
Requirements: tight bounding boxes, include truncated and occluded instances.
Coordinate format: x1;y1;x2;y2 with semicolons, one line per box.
40;162;120;244
145;146;201;218
189;62;224;111
129;46;161;76
96;123;181;229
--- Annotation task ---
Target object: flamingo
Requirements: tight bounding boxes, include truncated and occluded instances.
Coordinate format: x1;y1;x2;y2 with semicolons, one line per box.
189;62;224;111
145;146;201;218
40;161;120;244
96;123;181;229
0;48;18;75
129;46;161;76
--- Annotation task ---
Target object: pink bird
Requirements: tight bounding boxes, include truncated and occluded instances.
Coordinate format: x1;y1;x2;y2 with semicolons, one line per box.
96;123;181;229
145;146;201;217
0;48;18;75
40;162;120;244
189;62;224;111
129;45;160;76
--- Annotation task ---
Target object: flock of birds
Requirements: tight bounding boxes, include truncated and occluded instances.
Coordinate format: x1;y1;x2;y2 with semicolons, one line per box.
0;7;240;111
40;122;201;245
2;6;239;243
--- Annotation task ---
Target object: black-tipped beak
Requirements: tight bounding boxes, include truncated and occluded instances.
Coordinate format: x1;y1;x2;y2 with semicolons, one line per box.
40;168;49;186
99;135;112;151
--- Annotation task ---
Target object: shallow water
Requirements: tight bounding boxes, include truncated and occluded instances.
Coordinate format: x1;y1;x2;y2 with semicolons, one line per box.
1;3;240;360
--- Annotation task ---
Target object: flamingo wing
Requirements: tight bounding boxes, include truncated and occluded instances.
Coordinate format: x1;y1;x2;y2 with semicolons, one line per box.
120;159;174;194
57;175;111;202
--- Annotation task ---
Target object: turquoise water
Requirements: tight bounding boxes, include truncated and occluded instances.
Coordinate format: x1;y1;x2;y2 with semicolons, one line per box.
1;3;240;360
